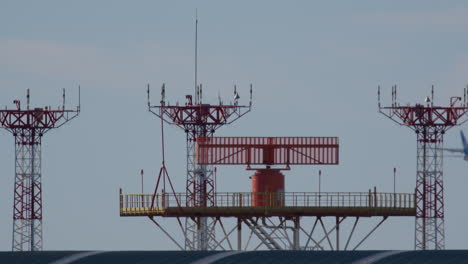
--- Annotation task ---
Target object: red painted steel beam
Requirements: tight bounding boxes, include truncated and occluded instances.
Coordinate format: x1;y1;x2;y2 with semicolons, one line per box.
0;109;76;131
196;137;339;165
153;104;249;127
379;105;468;127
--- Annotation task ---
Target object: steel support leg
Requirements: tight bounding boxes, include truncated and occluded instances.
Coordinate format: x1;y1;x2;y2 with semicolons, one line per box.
336;217;340;251
293;217;300;250
237;218;242;250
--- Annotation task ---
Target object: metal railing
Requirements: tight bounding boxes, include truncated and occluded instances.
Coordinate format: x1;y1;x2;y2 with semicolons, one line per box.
120;191;415;211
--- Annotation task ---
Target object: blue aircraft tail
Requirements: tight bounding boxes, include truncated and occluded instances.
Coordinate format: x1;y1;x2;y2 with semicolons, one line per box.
461;131;468;156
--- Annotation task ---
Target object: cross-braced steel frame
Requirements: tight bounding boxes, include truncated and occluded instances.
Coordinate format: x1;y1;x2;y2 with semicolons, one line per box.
12;129;43;251
184;126;216;249
378;85;468;250
0;89;80;251
147;84;251;250
148;216;390;251
236;216;389;251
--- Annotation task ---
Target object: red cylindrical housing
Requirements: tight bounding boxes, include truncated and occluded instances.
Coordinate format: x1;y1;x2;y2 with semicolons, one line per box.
251;169;285;207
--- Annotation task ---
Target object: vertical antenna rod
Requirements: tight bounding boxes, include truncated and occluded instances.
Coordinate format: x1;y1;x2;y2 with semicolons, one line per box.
78;85;81;112
27;89;30;110
195;10;198;102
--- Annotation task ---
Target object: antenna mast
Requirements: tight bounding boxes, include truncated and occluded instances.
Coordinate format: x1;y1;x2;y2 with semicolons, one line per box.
195;10;198;102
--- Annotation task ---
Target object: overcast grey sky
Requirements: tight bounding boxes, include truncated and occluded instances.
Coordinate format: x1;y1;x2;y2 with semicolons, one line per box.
1;1;468;250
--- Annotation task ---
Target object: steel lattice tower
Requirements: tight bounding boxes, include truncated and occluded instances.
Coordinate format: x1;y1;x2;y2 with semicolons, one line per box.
143;17;251;250
0;89;80;251
147;84;252;250
378;85;468;250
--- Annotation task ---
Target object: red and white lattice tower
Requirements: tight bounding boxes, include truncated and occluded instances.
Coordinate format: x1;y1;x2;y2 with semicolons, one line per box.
0;89;80;251
378;85;468;250
147;83;251;250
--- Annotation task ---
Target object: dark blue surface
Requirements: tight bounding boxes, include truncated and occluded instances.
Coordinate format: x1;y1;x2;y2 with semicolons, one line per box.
0;250;467;264
212;250;384;264
375;250;468;264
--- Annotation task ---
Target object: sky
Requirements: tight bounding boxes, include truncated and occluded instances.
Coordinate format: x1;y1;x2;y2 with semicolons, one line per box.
1;1;468;251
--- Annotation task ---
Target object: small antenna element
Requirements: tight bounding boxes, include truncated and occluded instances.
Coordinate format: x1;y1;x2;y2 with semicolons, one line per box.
391;86;394;107
147;84;151;108
391;85;397;107
27;89;30;110
161;83;166;106
395;85;397;106
141;169;144;194
431;85;434;107
464;86;466;106
234;85;240;106
318;169;322;194
78;85;81;113
378;85;381;108
62;88;66;110
13;100;20;110
200;84;203;104
250;84;253;107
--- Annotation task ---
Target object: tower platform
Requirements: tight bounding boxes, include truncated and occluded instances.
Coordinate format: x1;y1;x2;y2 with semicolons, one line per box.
120;191;415;218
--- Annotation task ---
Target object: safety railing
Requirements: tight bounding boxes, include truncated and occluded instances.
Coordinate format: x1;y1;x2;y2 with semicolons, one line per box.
120;191;415;211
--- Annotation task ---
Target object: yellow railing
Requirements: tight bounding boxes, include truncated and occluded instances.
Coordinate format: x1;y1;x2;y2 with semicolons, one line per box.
120;191;415;210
